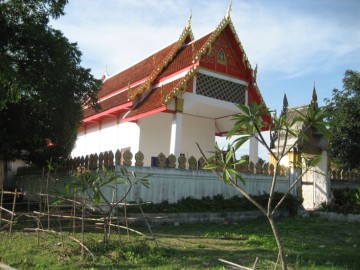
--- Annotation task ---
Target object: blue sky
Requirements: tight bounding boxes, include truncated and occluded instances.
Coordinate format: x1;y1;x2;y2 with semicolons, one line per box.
51;0;360;159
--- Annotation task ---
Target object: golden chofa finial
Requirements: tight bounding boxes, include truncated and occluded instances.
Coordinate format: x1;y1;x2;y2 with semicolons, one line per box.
226;0;232;19
187;9;192;29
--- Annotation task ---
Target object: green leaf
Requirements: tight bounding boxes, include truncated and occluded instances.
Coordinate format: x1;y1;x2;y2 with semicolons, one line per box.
204;164;219;170
232;136;251;150
64;184;71;193
222;170;230;183
93;187;101;205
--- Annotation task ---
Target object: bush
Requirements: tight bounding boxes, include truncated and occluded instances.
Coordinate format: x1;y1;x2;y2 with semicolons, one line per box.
321;188;360;214
127;192;302;215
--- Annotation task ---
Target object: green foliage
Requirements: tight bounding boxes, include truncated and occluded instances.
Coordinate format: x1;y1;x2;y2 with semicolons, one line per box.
133;193;302;215
66;167;120;205
325;70;360;169
65;166;150;206
201;101;329;213
0;0;102;164
321;188;360;214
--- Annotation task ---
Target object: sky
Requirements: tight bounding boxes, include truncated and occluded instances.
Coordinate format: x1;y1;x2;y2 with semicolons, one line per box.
51;0;360;160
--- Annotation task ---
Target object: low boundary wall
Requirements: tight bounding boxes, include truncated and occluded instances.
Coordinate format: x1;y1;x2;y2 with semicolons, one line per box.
15;165;291;204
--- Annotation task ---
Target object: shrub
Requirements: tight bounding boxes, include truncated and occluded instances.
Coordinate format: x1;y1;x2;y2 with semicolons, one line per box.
321;188;360;214
127;192;302;215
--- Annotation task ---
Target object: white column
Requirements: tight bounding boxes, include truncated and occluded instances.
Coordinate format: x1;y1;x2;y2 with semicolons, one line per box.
170;113;183;157
313;150;330;208
249;135;258;164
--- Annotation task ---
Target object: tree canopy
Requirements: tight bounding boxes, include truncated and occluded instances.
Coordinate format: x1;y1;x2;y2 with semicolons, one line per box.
0;0;101;164
325;70;360;170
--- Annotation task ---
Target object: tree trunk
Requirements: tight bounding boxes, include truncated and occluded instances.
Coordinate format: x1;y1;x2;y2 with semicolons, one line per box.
267;215;287;270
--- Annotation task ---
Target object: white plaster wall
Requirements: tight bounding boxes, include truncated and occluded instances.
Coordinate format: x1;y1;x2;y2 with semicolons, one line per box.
302;151;330;210
83;123;100;155
180;114;215;161
99;118;117;153
17;167;291;205
7;159;26;188
117;122;140;155
72;129;86;157
138;113;173;166
71;119;140;160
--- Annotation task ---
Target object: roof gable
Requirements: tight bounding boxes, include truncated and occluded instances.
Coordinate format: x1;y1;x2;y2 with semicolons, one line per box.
82;11;271;129
127;24;194;101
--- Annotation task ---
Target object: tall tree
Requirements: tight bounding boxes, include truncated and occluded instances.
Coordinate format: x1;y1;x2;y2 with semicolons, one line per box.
325;70;360;169
0;0;101;164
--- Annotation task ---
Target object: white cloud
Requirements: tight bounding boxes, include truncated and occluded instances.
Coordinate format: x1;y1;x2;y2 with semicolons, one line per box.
235;3;360;79
51;0;360;82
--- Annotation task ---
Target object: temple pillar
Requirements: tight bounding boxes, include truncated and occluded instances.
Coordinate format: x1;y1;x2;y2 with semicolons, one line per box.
302;150;330;210
170;112;183;157
249;135;258;164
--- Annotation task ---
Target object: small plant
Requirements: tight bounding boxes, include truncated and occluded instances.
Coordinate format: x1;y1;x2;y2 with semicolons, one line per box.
198;100;329;270
64;166;151;244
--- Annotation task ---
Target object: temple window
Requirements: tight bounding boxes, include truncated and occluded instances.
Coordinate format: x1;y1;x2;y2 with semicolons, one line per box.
196;73;246;104
217;49;226;64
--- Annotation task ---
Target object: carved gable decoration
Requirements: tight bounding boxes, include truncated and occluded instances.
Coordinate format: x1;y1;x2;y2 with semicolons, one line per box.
200;30;248;79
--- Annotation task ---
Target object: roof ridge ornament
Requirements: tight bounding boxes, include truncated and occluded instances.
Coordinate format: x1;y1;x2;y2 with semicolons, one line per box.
187;9;192;29
226;0;232;20
311;82;318;109
101;65;109;81
253;63;258;81
127;15;194;101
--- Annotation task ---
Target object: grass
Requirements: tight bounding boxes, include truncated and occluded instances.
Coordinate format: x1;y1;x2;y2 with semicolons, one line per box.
0;215;359;269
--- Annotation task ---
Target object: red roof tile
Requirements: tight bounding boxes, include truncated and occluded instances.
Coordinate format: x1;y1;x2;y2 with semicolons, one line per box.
84;90;131;118
124;79;182;120
97;42;177;100
159;32;213;80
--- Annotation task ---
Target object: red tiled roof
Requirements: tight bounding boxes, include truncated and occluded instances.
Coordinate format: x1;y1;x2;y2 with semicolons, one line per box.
159;32;213;80
124;79;182;120
84;90;131;118
98;42;177;100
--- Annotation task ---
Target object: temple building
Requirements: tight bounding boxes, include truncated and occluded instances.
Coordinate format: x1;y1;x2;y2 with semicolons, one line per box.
71;8;271;166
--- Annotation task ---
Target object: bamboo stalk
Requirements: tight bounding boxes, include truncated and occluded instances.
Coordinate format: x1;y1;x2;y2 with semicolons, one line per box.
81;191;85;260
114;181;121;244
73;188;77;234
57;209;65;255
32;211;104;222
39;167;44;213
0;206;14;215
46;168;50;230
218;258;255;270
123;192;130;240
138;203;154;236
109;223;151;238
9;189;17;236
0;188;3;227
0;262;18;270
